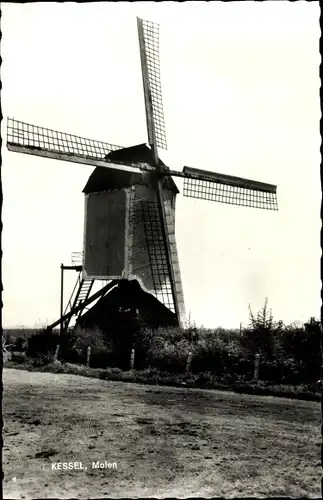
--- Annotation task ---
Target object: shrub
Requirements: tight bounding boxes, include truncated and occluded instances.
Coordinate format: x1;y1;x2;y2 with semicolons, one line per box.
277;318;321;383
63;326;140;369
56;330;85;364
194;371;216;388
3;331;14;347
59;327;116;368
274;357;302;384
14;337;28;352
190;329;252;379
11;351;27;363
241;299;285;360
132;328;155;369
20;307;321;386
302;318;321;381
27;329;59;358
32;353;54;367
141;327;192;373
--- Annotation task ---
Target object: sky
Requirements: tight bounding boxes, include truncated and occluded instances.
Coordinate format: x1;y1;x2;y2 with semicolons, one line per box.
1;1;321;329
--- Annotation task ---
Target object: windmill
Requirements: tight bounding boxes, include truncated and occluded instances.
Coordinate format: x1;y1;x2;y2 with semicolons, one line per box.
6;17;278;331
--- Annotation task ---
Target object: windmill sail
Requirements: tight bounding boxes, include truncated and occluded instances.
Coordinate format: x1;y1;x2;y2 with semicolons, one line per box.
7;118;123;159
178;166;278;210
7;118;160;176
5;118;140;171
137;18;167;154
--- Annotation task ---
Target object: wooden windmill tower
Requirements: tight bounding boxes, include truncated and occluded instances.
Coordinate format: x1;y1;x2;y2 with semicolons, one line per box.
6;17;278;331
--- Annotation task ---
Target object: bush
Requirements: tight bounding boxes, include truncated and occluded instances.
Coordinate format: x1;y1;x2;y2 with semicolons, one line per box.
140;327;192;373
241;299;285;360
11;351;27;363
131;328;155;370
20;306;321;386
190;329;252;379
61;327;122;369
194;372;216;388
14;337;28;352
99;367;130;381
32;353;55;367
27;329;59;358
281;318;321;383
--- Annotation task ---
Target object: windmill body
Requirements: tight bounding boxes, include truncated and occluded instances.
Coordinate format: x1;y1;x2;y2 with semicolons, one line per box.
82;144;186;324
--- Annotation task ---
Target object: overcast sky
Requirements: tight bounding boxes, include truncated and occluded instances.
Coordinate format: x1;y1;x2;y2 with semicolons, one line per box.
1;1;321;329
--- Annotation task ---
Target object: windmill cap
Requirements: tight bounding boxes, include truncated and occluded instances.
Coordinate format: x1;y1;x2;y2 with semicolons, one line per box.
83;143;179;194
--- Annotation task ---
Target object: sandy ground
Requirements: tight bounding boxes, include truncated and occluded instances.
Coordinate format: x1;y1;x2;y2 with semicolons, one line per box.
2;367;322;498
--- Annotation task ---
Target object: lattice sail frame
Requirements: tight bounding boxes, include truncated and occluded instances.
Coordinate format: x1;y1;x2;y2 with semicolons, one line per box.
183;177;278;210
140;200;175;311
7;118;124;160
137;18;167;150
127;188;175;312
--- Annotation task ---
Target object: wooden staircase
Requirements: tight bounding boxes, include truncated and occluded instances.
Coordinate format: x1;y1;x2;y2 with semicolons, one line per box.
63;273;94;330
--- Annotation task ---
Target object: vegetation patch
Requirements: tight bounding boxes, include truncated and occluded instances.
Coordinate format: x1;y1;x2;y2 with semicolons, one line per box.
4;300;322;402
5;360;321;402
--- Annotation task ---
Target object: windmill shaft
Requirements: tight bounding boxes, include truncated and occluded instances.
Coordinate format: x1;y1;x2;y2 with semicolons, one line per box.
7;143;143;175
7;141;277;197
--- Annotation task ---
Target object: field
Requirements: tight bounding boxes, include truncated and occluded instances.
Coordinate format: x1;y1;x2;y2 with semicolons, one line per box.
3;368;321;499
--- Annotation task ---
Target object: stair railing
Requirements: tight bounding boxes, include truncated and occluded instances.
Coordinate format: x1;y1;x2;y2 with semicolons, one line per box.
64;270;82;317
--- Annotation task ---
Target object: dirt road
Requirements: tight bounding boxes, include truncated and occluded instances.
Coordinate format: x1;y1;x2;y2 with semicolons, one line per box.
3;368;321;498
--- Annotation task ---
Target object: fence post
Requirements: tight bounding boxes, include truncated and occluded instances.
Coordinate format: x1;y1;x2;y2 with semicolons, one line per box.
130;348;135;371
186;351;192;374
53;345;60;362
254;353;260;381
87;346;91;367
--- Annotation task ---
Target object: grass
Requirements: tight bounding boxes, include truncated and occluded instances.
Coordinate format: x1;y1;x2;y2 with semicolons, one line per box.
5;359;321;402
3;367;321;498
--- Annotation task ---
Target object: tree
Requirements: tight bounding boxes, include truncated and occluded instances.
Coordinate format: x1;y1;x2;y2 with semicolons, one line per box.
242;298;284;359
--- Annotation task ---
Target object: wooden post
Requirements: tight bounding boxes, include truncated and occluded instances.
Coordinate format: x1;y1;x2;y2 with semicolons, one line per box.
86;346;91;367
130;348;135;371
254;353;260;381
53;345;60;362
60;264;64;336
186;351;192;373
